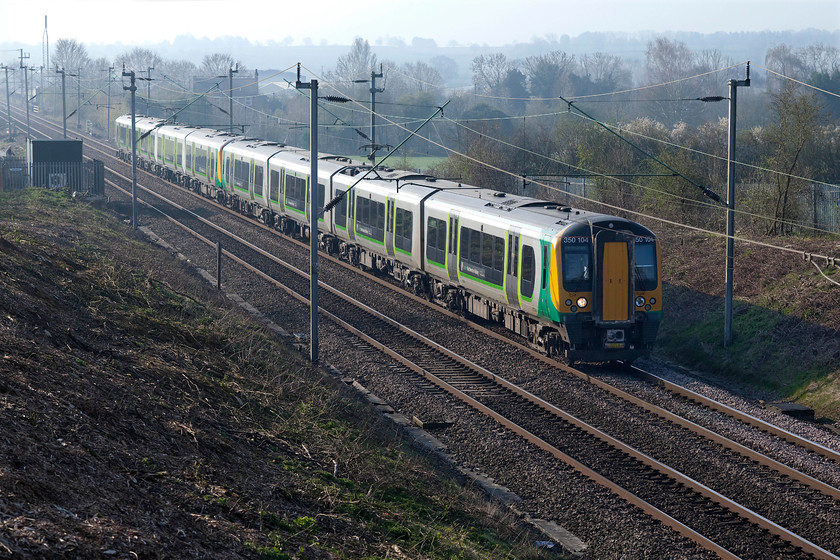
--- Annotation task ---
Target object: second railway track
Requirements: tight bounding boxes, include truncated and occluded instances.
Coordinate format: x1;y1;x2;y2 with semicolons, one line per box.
12;108;840;559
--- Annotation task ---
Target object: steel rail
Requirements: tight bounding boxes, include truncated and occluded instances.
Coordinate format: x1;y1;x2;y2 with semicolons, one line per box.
101;170;744;559
30;101;840;479
631;366;840;463
23;108;837;558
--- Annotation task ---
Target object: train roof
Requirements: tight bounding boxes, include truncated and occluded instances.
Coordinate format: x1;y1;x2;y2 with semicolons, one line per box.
115;115;653;237
224;138;293;158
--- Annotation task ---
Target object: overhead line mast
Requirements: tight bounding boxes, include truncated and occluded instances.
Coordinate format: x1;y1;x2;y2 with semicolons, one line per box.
42;16;49;70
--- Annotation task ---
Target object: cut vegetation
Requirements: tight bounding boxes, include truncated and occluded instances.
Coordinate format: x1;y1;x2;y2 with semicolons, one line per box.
0;189;551;559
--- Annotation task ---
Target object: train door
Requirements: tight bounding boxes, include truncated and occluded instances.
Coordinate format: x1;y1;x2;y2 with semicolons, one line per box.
595;230;634;322
347;189;357;242
505;228;521;307
446;212;460;282
385;198;396;257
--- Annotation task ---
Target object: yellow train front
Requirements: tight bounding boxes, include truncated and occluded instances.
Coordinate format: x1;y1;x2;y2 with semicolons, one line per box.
544;217;661;364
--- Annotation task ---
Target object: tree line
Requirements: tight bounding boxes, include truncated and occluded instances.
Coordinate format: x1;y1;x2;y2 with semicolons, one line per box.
5;36;838;237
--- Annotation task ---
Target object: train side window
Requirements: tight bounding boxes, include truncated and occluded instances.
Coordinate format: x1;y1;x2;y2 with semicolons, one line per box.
494;237;505;275
426;217;446;265
234;159;248;189
196;151;207;175
284;174;306;211
318;183;325;213
635;242;658;291
459;227;503;286
334;189;347;227
521;245;535;298
355;197;385;241
269;170;280;202
465;228;480;263
394;207;412;253
254;165;264;197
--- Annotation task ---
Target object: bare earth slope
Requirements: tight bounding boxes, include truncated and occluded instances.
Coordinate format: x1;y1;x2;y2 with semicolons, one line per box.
653;223;840;420
0;189;543;559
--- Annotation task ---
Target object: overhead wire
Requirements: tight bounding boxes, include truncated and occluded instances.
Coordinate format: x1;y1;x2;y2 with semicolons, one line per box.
305;63;839;270
562;111;840;236
96;57;838;272
757;63;840;100
470;61;749;102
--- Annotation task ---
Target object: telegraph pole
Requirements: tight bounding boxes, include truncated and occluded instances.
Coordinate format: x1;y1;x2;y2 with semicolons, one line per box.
724;63;750;347
228;64;238;133
56;66;66;138
122;67;137;229
19;50;31;138
354;65;385;162
369;66;383;163
146;65;153;115
105;66;114;140
76;67;81;130
2;65;11;139
42;16;49;71
295;64;319;363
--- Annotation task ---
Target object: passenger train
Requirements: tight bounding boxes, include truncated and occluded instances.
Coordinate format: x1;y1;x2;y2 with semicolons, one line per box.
115;114;662;363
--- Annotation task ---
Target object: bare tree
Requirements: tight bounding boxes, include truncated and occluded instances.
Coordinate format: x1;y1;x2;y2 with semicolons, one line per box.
580;52;631;91
329;38;377;83
800;43;840;75
53;38;89;71
763;83;823;235
645;38;698;126
159;60;196;89
200;53;246;77
429;55;458;85
471;53;512;94
401;61;442;92
115;47;162;74
765;44;807;92
523;51;576;98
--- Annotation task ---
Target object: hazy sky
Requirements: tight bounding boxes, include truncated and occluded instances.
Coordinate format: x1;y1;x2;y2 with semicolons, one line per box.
3;0;839;49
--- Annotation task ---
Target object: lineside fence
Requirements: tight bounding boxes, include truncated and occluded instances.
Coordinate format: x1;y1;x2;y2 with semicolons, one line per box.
0;158;105;197
813;183;840;233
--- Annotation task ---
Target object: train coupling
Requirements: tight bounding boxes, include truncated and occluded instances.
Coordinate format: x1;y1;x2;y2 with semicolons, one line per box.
604;329;626;349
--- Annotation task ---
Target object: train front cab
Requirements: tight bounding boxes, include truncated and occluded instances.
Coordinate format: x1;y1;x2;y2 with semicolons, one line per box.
549;220;662;363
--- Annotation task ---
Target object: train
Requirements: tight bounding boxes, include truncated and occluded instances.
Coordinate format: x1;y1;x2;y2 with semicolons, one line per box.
115;114;662;364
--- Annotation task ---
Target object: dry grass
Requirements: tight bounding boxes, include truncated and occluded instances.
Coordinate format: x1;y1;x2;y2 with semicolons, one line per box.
0;188;553;559
653;224;840;420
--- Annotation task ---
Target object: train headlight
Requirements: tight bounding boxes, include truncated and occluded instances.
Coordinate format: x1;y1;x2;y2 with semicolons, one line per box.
576;297;588;309
635;296;646;307
565;299;573;307
649;297;656;305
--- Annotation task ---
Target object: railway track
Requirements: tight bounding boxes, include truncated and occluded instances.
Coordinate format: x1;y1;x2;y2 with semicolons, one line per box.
9;107;840;559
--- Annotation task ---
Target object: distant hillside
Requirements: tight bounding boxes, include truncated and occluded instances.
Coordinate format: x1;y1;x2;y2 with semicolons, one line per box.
4;29;838;87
